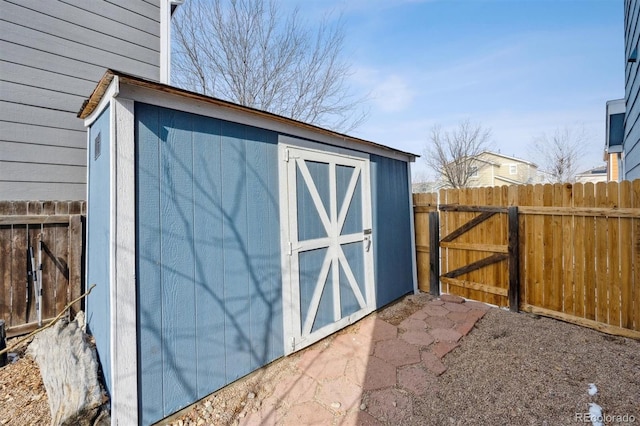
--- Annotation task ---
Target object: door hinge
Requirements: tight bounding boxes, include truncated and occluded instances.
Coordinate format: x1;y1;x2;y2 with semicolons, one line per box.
290;337;295;351
288;242;292;256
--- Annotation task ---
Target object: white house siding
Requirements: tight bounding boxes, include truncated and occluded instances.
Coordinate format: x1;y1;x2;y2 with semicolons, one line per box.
624;0;640;179
0;0;160;200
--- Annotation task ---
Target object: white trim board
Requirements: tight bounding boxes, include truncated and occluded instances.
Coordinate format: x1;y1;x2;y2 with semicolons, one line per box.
110;97;138;426
83;76;120;127
116;83;414;163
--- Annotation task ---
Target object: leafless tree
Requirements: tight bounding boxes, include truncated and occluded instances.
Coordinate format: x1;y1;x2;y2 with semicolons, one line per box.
424;120;492;188
529;127;587;183
172;0;367;133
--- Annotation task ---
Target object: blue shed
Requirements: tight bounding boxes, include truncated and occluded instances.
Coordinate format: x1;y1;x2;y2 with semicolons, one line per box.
79;70;418;425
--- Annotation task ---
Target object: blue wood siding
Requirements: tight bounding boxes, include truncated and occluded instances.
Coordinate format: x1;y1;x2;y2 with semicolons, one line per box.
135;103;282;425
86;106;112;395
624;0;640;179
370;155;414;307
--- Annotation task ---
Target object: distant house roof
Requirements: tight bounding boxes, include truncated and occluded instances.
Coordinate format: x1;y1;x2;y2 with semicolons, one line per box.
78;69;419;162
576;165;607;176
478;151;538;167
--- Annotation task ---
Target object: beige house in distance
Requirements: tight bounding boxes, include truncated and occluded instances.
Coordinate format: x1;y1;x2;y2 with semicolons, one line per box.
466;151;542;187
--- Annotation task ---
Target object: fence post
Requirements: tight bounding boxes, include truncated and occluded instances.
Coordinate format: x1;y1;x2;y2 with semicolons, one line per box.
0;320;6;367
508;206;520;312
68;215;84;318
429;211;440;297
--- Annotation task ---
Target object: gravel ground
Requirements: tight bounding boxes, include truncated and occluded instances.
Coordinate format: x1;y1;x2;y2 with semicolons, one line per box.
1;295;638;426
0;340;50;426
412;309;640;425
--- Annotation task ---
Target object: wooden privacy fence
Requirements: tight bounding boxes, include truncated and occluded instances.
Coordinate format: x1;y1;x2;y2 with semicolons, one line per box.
0;201;85;337
414;180;640;339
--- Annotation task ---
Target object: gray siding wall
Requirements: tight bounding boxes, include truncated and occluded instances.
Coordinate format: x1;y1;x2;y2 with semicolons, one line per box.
624;0;640;179
0;0;160;200
85;106;112;395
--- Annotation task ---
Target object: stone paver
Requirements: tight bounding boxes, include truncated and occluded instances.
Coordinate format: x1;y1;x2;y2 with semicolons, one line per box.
272;374;317;406
424;315;455;330
397;364;438;395
316;376;362;413
408;309;429;320
332;332;372;358
374;338;421;367
400;330;435;347
455;320;476;336
447;310;472;323
443;301;471;312
235;295;490;426
398;317;426;331
431;341;459;358
430;327;463;343
359;317;398;342
422;350;448;376
280;401;335;426
440;294;465;304
340;410;383;426
467;309;488;321
359;356;398;391
298;350;349;382
239;401;278;426
421;304;449;316
465;300;492;311
365;388;413;424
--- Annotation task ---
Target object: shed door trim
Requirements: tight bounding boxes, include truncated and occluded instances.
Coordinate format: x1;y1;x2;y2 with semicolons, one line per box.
279;138;375;355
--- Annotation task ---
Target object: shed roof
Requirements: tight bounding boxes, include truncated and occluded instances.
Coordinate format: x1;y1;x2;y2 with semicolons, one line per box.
78;69;418;161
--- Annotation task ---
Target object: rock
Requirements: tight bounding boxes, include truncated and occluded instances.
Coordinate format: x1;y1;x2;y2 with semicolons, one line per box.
247;392;256;399
28;314;106;426
360;403;367;410
331;402;341;409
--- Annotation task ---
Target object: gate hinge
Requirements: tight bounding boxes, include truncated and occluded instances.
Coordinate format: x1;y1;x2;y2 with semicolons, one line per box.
290;337;295;351
288;242;292;256
284;148;289;162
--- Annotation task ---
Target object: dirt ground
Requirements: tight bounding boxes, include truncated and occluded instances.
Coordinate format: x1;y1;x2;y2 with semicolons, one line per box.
1;294;638;426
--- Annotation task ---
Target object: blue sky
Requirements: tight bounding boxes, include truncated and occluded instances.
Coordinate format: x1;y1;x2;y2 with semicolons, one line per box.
280;0;625;180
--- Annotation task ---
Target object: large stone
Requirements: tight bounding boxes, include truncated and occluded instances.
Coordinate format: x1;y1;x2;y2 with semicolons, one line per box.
28;313;107;426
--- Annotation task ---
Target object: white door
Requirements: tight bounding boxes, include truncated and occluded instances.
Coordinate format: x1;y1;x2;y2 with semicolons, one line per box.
279;140;375;354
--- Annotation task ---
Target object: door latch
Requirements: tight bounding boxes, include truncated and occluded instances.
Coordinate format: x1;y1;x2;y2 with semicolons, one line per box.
363;229;372;252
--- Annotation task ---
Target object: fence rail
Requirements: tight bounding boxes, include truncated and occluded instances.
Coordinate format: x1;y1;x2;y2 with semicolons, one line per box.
414;180;640;339
0;201;85;337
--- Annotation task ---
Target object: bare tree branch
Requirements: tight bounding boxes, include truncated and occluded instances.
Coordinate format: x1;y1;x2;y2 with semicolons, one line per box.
529;126;587;183
423;120;492;188
172;0;368;133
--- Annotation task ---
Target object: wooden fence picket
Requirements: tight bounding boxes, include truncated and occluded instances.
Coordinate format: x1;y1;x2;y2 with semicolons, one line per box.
413;179;640;339
0;201;85;336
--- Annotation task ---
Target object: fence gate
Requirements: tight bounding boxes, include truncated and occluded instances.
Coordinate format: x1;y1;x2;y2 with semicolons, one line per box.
437;204;519;311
